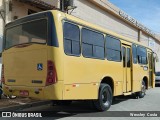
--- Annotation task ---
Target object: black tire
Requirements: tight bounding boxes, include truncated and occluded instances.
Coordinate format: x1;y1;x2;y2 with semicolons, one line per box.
52;100;72;106
137;80;146;98
93;84;113;111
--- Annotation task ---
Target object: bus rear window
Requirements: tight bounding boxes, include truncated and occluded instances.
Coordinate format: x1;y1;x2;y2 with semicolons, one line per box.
5;19;47;49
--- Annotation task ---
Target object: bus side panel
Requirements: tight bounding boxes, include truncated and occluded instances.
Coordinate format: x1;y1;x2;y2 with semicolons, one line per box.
63;84;99;100
132;63;149;92
147;49;155;88
132;64;142;92
50;11;66;99
51;11;65;83
63;55;124;100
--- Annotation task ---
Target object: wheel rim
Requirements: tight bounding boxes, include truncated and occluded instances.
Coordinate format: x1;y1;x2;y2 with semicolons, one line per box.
141;83;146;96
102;90;110;107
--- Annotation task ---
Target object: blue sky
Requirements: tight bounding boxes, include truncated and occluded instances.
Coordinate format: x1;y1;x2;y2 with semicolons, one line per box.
109;0;160;34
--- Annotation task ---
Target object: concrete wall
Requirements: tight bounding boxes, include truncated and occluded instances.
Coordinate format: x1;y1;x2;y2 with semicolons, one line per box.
43;0;59;7
10;0;59;21
0;0;4;64
0;0;4;37
11;0;41;20
5;0;12;24
72;0;138;41
141;33;149;46
154;41;160;71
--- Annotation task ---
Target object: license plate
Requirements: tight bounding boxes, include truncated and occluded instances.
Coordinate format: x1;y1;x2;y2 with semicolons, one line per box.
20;90;29;96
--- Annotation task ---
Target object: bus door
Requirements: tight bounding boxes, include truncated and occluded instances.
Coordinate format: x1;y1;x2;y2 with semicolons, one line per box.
122;45;132;92
148;52;153;87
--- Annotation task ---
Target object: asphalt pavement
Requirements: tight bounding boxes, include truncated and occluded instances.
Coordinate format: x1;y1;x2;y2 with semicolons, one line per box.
1;86;160;120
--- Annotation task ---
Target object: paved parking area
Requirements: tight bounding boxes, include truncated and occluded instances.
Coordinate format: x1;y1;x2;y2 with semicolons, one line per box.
109;86;160;111
1;87;160;120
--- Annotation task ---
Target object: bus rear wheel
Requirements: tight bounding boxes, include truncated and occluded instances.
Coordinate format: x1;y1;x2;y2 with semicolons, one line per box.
137;80;146;98
93;84;113;111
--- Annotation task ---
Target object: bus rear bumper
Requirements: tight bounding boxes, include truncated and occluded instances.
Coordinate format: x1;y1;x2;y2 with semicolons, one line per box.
2;81;63;100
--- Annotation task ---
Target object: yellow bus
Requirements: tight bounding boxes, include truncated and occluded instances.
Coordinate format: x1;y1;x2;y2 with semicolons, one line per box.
2;10;156;111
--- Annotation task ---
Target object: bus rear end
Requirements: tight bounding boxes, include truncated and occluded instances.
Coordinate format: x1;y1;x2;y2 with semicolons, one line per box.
2;11;63;100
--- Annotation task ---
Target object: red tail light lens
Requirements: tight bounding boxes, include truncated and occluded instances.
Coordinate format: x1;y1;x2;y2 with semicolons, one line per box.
1;64;5;84
46;61;57;86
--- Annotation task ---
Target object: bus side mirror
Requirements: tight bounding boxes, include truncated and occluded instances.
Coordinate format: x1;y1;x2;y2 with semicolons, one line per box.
153;53;159;62
156;57;159;62
0;53;1;58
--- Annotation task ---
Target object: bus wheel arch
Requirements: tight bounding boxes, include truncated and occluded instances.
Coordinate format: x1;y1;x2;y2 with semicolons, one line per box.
143;76;148;89
100;77;114;94
136;76;148;98
93;83;113;111
91;76;114;111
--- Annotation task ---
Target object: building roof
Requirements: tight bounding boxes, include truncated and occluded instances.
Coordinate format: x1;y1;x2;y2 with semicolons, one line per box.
18;0;56;10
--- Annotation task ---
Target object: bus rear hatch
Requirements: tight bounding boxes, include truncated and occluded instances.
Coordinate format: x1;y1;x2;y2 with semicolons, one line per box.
2;11;57;87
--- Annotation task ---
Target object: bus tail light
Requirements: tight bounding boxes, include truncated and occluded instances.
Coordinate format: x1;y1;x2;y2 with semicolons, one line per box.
46;61;57;86
1;64;5;84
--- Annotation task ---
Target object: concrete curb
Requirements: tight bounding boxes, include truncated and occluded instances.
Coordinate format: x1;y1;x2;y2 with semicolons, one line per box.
0;100;52;111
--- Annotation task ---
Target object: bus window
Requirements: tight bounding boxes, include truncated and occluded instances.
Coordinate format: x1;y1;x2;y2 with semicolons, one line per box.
106;36;121;62
132;44;137;64
82;28;104;59
5;19;47;49
63;22;80;56
127;48;131;67
137;46;147;64
122;47;126;67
